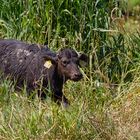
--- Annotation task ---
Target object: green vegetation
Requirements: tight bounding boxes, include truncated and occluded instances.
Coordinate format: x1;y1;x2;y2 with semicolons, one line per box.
0;0;140;139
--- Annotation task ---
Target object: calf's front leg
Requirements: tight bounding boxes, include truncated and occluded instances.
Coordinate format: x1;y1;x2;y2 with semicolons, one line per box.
52;91;70;108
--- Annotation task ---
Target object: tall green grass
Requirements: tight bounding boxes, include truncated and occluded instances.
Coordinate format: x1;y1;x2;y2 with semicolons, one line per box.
1;0;140;139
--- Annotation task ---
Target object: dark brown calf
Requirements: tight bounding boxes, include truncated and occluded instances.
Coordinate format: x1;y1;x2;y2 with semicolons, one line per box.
0;39;88;107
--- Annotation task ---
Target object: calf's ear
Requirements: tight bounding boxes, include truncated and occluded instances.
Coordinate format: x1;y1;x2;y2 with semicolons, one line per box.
78;53;89;67
43;55;58;69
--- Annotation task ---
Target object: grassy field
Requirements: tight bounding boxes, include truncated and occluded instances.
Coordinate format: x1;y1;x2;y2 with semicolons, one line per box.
1;0;140;139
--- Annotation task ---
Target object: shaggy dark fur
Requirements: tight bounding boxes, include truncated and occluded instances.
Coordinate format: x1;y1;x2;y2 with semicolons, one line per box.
0;39;88;107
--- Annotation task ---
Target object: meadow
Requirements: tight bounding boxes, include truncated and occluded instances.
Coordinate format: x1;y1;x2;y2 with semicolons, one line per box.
0;0;140;139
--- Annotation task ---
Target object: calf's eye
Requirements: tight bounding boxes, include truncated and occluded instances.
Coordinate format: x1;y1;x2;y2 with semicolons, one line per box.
62;60;69;66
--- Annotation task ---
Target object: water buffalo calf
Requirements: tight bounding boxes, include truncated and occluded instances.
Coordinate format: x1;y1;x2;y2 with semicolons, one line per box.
0;39;88;107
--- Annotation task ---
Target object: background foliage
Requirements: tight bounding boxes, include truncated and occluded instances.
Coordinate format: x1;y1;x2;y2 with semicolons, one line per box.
1;0;140;139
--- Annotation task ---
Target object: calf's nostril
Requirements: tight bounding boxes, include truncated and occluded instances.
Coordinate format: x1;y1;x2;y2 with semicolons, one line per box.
74;73;82;78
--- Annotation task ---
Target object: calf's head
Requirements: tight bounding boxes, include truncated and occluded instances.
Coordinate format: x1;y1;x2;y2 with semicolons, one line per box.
55;48;88;81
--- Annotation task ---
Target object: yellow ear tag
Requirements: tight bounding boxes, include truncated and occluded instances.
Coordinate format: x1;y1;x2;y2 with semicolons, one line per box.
44;60;52;69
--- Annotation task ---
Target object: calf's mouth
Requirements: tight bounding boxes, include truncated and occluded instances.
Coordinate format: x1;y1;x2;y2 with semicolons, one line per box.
70;73;83;82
